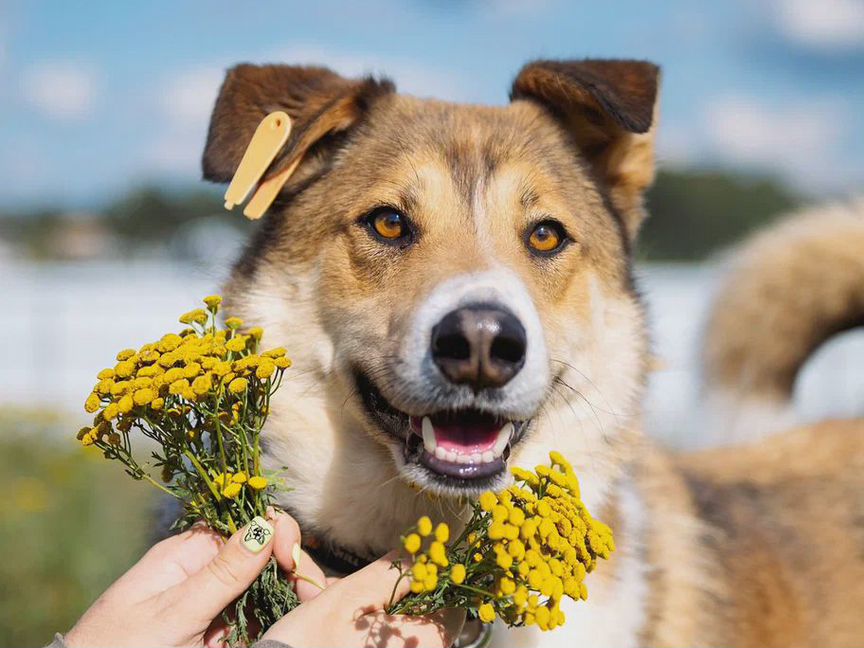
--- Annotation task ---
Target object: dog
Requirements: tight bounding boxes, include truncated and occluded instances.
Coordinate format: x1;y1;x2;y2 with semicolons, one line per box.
200;59;864;646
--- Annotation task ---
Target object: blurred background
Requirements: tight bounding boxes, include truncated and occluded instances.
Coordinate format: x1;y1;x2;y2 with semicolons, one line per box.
2;0;862;644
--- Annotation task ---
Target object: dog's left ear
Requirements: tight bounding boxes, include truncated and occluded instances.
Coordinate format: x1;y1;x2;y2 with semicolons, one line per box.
511;59;660;239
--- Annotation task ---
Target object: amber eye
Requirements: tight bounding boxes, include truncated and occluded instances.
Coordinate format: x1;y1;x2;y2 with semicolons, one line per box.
526;220;568;256
364;208;413;246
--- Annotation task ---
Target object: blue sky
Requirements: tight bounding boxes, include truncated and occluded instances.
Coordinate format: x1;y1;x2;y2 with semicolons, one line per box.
1;0;862;209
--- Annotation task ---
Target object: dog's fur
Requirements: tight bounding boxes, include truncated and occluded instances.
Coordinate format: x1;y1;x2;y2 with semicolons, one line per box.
202;60;864;646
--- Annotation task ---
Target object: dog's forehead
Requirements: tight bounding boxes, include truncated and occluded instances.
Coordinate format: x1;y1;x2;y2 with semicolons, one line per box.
343;95;588;207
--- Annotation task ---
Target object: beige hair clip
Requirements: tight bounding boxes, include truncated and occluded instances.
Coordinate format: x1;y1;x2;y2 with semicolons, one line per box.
223;111;293;220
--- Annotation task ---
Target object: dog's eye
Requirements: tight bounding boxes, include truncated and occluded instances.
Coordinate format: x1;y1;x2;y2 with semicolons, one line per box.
364;209;412;245
526;220;568;256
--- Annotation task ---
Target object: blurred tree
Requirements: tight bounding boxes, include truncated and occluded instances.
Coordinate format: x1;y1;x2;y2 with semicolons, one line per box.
640;168;802;261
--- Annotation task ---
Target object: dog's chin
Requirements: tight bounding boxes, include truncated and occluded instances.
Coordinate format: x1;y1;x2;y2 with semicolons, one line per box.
354;370;532;495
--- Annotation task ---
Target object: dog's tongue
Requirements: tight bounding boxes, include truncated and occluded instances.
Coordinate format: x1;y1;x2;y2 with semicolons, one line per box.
411;414;501;453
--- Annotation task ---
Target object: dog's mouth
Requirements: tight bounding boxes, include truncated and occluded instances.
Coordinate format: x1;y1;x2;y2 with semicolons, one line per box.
355;370;529;488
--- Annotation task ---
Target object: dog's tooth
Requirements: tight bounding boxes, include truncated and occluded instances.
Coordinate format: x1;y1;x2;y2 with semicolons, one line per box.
421;416;437;453
445;450;458;463
470;452;482;464
481;450;495;463
457;453;470;464
434;446;447;460
493;422;514;457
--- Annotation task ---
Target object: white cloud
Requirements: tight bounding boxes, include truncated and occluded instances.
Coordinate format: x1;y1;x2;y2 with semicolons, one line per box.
21;61;97;120
772;0;864;51
700;95;855;191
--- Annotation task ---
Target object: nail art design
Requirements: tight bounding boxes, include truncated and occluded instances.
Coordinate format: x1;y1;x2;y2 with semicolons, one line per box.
242;516;273;553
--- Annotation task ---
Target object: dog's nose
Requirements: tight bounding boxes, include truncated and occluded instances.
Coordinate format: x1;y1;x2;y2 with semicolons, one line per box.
431;304;527;389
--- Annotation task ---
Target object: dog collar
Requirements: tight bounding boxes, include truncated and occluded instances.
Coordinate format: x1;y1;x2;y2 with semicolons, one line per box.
302;534;376;576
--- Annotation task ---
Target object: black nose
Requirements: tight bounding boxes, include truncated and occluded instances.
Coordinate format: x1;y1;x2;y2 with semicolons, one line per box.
431;303;527;389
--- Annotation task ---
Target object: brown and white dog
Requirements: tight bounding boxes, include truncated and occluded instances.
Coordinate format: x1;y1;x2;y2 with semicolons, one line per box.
201;60;864;646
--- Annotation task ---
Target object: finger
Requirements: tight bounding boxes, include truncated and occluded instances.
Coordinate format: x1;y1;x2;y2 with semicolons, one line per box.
335;552;412;613
110;525;223;597
268;512;326;601
165;516;275;623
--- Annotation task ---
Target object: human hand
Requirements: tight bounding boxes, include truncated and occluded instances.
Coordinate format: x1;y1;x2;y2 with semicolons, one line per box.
64;510;324;648
260;553;465;648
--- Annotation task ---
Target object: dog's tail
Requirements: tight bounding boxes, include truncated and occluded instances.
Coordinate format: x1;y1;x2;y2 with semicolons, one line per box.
700;197;864;442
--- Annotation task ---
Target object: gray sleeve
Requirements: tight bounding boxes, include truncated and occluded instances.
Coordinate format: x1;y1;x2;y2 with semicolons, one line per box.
48;634;292;648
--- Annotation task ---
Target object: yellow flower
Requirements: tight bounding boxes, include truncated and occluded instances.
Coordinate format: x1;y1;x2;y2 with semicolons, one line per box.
169;379;190;396
228;377;248;394
97;368;115;380
247;476;268;490
118;395;134;414
150;397;164;411
478;603;496;624
226;337;247;353
256;359;276;379
116;349;136;361
423;574;438;592
114;361;135;378
133;389;155;406
191;374;212;395
103;403;119;421
248;326;264;340
263;347;287;358
434;522;450;543
417;516;433;537
403;533;421;554
183;362;202;378
479;491;497;512
429;541;448;567
222;482;242;499
412;562;428;581
224;317;243;329
274;356;291;369
213;361;232;377
84;393;101;413
203;295;222;309
450;564;466;585
179;309;208;325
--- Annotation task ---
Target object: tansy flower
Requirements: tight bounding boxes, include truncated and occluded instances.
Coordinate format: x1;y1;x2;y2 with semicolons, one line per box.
228;377;248;394
231;472;248;483
222;482;242;499
417;516;433;537
403;533;422;554
224;317;243;329
434;522;450;543
179;309;208;325
247;476;268;490
450;564;466;585
116;349;136;361
429;541;448;567
478;603;496;623
115;361;135;378
84;393;101;413
248;327;264;341
226;337;247;353
133;389;155;406
203;295;222;309
97;368;114;380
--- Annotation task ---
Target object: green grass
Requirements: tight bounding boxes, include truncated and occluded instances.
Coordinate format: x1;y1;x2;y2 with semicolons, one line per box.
0;409;155;647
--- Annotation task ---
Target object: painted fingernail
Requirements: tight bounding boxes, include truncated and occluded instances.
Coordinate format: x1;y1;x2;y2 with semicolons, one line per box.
242;516;274;553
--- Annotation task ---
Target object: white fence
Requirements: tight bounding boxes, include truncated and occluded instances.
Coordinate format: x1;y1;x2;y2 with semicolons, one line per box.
4;260;863;448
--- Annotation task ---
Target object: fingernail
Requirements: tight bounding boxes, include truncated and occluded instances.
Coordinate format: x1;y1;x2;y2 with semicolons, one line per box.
291;542;302;570
241;516;274;553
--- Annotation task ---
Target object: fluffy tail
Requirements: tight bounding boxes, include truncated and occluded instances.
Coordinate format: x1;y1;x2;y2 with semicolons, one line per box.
700;197;864;442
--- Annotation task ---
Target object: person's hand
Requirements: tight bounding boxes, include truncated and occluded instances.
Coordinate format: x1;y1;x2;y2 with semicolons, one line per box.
260;553;465;648
64;510;325;648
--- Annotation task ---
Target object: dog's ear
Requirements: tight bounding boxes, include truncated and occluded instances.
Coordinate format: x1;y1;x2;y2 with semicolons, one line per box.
511;59;660;239
202;64;394;190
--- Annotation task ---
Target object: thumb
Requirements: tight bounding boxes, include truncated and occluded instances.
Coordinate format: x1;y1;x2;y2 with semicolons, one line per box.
166;516;275;623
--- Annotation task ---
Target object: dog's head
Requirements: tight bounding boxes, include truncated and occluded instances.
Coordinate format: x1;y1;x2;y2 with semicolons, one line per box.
203;60;658;528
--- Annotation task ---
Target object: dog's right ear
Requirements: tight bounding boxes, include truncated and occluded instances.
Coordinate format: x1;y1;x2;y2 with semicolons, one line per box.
202;64;394;188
